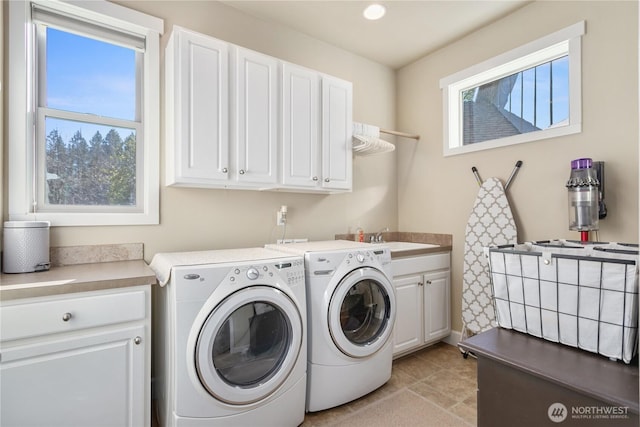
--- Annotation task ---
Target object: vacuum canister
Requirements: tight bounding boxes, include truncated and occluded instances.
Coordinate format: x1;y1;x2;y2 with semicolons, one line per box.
566;158;599;234
3;221;51;273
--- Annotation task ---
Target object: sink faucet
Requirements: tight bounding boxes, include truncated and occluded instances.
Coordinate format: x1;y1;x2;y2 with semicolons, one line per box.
374;227;389;243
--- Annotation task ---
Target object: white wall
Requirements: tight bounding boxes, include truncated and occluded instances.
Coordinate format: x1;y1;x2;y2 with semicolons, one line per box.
397;1;639;333
1;1;398;260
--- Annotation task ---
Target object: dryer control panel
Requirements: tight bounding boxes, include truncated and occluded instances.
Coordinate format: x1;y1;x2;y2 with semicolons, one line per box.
307;248;391;278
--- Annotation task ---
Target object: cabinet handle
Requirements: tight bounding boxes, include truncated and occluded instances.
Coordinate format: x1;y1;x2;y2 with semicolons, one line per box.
222;168;228;173
239;169;245;175
418;282;423;287
425;280;432;285
324;178;330;183
134;336;142;345
62;312;72;322
312;176;318;181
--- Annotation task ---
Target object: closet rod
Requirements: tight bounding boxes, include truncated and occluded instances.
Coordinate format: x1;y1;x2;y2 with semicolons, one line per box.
380;128;420;140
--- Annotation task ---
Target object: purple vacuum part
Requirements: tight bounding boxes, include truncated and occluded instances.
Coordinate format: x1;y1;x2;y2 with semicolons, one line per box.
571;158;592;170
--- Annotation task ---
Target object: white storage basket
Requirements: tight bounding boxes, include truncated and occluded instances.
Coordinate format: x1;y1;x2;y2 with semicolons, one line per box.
487;241;638;363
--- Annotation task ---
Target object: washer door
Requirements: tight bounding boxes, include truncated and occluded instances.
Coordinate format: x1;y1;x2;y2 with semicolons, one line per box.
328;267;395;358
195;286;303;405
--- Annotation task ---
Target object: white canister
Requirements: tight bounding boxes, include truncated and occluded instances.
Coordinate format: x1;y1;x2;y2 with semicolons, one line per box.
3;221;51;273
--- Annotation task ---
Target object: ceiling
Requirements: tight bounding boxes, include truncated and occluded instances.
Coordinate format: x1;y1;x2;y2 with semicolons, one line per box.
222;1;531;69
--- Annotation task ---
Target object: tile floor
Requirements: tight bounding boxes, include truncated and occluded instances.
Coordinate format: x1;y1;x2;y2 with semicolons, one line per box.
152;342;477;427
301;342;477;426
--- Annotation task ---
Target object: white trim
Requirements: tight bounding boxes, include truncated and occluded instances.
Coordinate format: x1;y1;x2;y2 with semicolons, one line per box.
32;5;146;50
8;0;33;220
439;21;585;89
443;330;462;346
32;0;164;35
440;21;585;157
8;0;162;226
447;41;569;95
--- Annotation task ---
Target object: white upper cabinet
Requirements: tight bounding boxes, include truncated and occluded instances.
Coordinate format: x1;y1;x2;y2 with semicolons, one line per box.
321;76;353;191
165;26;352;193
282;63;319;188
166;26;230;187
233;47;279;187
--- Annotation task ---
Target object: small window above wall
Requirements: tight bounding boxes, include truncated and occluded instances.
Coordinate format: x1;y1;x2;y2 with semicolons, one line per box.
440;22;585;157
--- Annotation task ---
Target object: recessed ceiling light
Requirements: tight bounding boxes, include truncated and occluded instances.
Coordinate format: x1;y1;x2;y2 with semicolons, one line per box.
363;3;386;21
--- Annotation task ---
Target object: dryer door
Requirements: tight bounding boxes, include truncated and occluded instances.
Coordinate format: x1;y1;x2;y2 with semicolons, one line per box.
328;267;395;358
195;286;303;405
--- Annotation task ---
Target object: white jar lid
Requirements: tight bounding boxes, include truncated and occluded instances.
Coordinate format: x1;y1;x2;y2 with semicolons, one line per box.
4;221;51;229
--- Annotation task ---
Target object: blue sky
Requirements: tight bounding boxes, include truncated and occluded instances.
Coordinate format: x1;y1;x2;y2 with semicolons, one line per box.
505;56;569;129
45;27;137;142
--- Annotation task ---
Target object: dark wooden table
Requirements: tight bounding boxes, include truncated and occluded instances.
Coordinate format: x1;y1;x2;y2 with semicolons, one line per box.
459;327;639;427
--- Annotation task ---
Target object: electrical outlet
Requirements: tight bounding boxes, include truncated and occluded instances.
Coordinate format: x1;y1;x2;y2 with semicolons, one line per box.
276;205;288;226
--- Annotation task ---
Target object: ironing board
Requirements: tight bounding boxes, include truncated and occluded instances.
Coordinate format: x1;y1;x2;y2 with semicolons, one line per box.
461;177;517;342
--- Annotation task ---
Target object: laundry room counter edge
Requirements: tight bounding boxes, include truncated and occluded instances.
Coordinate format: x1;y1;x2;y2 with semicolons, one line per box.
0;260;156;300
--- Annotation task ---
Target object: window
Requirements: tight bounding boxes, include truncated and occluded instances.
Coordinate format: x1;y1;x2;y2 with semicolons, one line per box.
440;22;585;157
8;0;163;225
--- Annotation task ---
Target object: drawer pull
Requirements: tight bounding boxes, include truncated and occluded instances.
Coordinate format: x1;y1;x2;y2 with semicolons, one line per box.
134;336;142;345
426;280;432;285
62;312;72;322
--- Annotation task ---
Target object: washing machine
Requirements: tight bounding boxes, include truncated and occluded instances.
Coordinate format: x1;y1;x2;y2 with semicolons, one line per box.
266;240;395;412
150;248;306;427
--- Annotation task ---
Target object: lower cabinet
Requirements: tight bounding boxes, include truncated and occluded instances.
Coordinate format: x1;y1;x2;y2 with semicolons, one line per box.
392;252;451;357
0;285;151;427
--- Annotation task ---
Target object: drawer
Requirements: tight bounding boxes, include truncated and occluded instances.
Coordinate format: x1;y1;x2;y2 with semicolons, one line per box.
391;252;450;277
1;289;147;342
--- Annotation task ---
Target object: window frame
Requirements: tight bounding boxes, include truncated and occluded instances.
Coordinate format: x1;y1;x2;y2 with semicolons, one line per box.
8;0;163;226
440;21;585;157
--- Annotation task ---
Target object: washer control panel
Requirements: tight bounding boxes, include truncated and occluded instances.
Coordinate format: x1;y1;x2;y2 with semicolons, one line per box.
225;257;305;288
246;267;259;280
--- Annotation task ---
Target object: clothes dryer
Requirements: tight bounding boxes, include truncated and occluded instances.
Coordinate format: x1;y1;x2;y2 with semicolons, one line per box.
150;248;306;426
266;240;395;412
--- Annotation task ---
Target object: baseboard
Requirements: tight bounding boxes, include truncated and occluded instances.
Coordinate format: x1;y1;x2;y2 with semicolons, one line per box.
443;330;462;347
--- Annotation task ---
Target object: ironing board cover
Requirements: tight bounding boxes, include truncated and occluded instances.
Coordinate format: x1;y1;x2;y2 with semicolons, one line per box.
461;177;517;337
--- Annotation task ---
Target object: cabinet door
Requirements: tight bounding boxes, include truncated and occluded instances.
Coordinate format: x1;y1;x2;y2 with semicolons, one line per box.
234;47;279;186
1;326;146;427
423;270;451;344
281;63;320;188
169;28;230;185
392;275;423;356
321;76;352;191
